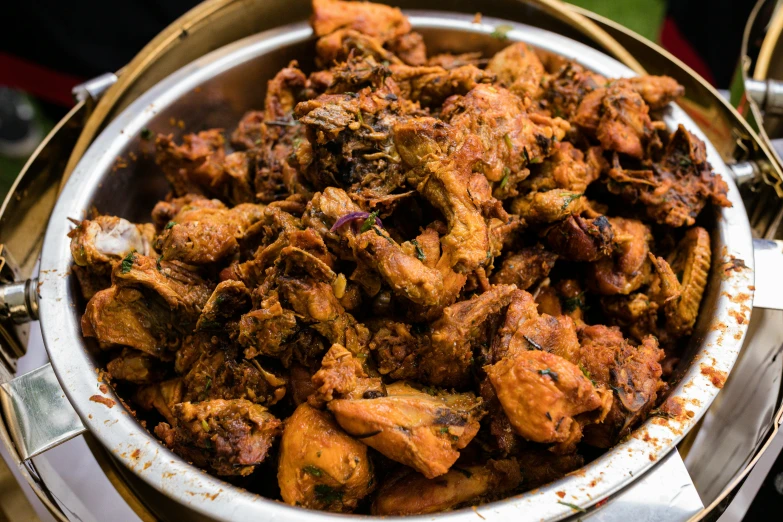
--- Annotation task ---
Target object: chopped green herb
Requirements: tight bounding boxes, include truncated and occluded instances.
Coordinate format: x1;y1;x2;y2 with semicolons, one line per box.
538;368;559;382
557;501;585;513
523;335;542;350
562;292;584;313
314;484;343;504
201;419;210;432
579;363;592;382
303;465;323;477
439;427;449;434
679;157;692;167
140;128;154;140
165;221;177;230
411;239;426;261
531;156;543;164
648;408;675;419
360;211;379;232
204;376;212;394
356;110;364;124
156;255;163;272
491;24;513;40
503;133;513;151
120;251;136;273
486;250;492;260
560;192;583;212
522;146;531;164
204;439;213;450
500;167;511;188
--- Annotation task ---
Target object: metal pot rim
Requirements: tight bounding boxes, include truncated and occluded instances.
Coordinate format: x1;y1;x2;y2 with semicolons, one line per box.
37;12;755;521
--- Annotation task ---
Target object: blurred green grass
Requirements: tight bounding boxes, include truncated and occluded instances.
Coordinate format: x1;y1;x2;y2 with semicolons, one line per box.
569;0;666;42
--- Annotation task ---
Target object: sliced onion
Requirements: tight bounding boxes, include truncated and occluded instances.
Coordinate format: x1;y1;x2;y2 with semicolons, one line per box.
330;211;383;232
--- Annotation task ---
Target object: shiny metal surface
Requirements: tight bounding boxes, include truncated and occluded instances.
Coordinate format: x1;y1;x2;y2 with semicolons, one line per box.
750;239;783;310
581;451;703;522
34;14;754;522
683;306;783;507
72;73;119;105
0;364;86;460
745;79;783;116
0;279;39;324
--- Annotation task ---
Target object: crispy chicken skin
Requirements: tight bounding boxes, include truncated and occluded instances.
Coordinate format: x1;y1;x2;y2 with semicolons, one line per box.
328;382;484;478
487;42;545;98
155;399;282;476
486;350;603;445
73;0;726;513
278;403;374;511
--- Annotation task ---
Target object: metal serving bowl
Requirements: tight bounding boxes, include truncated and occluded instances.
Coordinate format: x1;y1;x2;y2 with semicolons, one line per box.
36;12;754;521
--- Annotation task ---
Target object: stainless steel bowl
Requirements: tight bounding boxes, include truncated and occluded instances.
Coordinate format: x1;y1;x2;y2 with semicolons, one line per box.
36;12;755;521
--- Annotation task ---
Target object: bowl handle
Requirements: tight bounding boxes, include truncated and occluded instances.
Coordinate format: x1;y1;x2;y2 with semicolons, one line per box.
0;363;86;460
752;238;783;309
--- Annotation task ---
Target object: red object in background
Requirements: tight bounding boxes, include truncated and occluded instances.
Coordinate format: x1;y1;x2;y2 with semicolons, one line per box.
659;17;716;86
0;53;84;107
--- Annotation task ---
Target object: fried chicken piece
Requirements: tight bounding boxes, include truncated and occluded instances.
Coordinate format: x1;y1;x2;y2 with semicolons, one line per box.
664;227;711;336
574;82;653;159
486;42;545;98
491;245;558;290
310;344;385;406
82;286;185;360
490;289;580;363
181;342;287;406
588;217;652;295
154;203;265;265
622;75;684;109
315;28;401;68
150;194;226;230
521;142;601;194
307;187;466;307
311;0;410;43
576;325;664;447
274;246;371;356
135;378;183;424
369;321;421;380
422;284;518;387
295;63;408;197
486;350;603;445
328;382;484;478
155;399;282;476
155;130;226;197
372;458;521;515
545;214;613;262
196;280;252;331
510;190;584;223
390;63;494;106
69;216;155;299
606;126;731;227
387;31;427;65
542;62;607;120
278;403;375;511
238;294;299;360
106;348;165;384
441;84;569;183
394;118;493;272
111;253;212;318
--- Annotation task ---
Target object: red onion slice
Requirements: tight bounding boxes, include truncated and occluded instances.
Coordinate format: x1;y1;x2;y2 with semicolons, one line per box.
330;211;383;232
